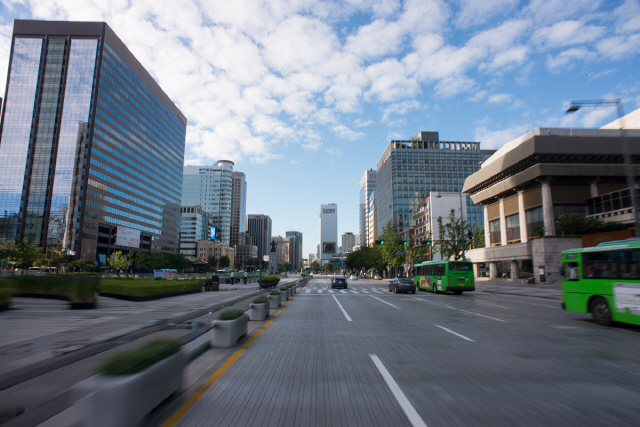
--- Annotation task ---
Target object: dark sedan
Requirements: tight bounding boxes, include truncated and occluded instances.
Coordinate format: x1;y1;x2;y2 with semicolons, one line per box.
389;278;416;294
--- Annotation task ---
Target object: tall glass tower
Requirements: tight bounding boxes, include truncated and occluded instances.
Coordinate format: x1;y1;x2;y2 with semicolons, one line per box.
0;21;186;262
182;161;234;247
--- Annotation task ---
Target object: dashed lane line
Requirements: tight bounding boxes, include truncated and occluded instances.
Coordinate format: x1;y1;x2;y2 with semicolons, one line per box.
370;295;401;310
435;325;474;341
332;295;353;322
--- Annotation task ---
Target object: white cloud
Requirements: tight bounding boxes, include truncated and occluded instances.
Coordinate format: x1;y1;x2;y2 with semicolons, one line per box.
474;124;531;149
524;0;604;25
386;131;404;141
364;58;420;102
546;47;597;71
597;35;640;60
470;90;488;102
533;21;605;49
381;100;421;122
613;0;640;34
454;0;518;28
487;93;513;104
434;75;476;98
353;118;374;128
345;19;404;59
331;124;365;140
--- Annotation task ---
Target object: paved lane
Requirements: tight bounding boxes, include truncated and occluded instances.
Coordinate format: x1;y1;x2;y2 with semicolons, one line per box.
164;277;640;427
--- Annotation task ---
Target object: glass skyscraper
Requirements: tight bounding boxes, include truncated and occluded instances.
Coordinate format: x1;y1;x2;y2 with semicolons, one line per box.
0;21;186;263
230;171;247;247
375;132;492;239
182;162;234;247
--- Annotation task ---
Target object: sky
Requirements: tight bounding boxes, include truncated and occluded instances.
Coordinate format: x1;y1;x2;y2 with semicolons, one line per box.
1;0;639;258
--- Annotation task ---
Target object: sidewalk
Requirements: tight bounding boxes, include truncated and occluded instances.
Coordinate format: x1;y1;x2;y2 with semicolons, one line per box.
474;279;562;300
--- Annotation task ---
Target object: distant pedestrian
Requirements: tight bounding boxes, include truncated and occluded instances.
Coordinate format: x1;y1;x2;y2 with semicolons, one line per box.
243;272;247;284
230;271;235;285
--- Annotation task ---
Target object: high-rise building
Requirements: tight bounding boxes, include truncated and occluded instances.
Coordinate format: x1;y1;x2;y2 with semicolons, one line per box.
358;170;376;247
272;236;291;264
367;191;377;247
375;132;494;241
247;214;272;261
179;206;211;260
182;161;233;246
230;172;247;248
0;21;186;263
319;204;337;265
342;232;355;253
285;231;303;269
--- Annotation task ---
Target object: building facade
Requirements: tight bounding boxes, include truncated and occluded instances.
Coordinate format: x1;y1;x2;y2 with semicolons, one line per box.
230;171;247;248
234;244;257;266
272;236;291;264
196;240;234;267
375;132;492;242
285;230;303;269
179;205;210;260
182;161;233;247
0;21;187;264
367;191;377;247
342;232;355;253
319;203;337;265
247;214;272;262
462;127;640;282
358;170;376;247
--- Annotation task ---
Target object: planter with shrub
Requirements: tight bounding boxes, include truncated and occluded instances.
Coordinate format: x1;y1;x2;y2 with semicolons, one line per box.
259;275;280;289
73;339;183;427
210;309;248;348
0;282;14;311
268;290;281;309
279;286;289;301
249;296;269;321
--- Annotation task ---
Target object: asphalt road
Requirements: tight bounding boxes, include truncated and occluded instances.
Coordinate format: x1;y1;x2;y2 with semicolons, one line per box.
163;276;640;427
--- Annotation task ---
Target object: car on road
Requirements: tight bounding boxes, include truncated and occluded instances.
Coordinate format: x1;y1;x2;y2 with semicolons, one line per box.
374;274;381;280
349;274;358;280
331;275;348;289
389;277;416;293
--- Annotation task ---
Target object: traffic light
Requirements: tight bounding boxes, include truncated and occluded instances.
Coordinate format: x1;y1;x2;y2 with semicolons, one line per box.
402;241;407;245
375;240;385;245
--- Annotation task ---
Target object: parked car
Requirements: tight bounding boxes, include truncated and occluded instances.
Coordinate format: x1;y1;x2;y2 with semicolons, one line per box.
349;274;358;280
331;275;348;289
389;278;416;294
374;274;381;280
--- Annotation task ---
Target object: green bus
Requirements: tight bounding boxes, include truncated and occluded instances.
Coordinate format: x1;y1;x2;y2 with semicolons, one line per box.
562;239;640;326
413;260;475;295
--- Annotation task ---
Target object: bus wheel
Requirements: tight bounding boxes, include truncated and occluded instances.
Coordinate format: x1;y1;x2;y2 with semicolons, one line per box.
590;297;613;326
453;291;463;295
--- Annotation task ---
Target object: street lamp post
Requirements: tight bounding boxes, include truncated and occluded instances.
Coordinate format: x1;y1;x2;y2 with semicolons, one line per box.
566;99;640;237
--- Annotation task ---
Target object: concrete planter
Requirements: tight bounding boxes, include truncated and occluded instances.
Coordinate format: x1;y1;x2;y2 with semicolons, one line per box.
210;314;248;348
74;351;184;427
249;302;269;321
280;289;289;301
268;294;281;309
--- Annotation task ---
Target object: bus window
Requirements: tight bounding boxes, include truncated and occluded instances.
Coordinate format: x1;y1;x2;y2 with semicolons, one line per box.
564;262;579;281
448;262;472;271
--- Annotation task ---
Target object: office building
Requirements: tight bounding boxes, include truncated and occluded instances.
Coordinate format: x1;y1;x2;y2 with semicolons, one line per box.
463;127;640;282
319;204;337;265
247;214;272;261
286;231;303;269
375;132;493;242
197;240;234;266
0;21;186;263
230;172;247;247
234;243;257;266
272;236;291;264
367;191;377;247
179;206;211;260
342;232;355;253
182;162;233;246
358;170;376;247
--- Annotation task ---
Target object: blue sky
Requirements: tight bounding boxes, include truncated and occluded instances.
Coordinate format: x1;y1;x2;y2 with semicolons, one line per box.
1;0;639;258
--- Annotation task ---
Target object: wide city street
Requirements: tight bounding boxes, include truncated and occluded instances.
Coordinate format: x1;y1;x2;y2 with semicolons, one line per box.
154;275;640;427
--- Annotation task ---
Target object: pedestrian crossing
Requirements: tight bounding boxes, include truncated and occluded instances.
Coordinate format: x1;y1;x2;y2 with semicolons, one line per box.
304;287;388;294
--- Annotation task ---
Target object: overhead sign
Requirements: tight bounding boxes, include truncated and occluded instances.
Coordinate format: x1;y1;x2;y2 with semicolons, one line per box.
115;226;140;248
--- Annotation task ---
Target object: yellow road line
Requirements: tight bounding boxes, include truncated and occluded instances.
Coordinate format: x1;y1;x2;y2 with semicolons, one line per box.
160;293;297;427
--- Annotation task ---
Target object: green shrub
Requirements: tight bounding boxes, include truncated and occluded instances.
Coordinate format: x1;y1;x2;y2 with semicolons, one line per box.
0;283;15;305
218;309;245;320
97;339;180;376
154;277;164;280
99;278;200;297
252;296;268;304
269;290;280;295
279;286;288;291
0;275;99;303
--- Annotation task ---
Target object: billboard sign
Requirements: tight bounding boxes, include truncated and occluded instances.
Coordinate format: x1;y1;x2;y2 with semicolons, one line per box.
323;242;336;253
322;208;336;214
263;255;270;262
210;226;218;240
116;226;141;248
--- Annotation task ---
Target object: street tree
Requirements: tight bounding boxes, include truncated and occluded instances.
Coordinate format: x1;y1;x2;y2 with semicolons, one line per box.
207;255;217;271
108;250;130;272
379;221;404;272
133;251;150;273
473;225;485;248
70;258;95;272
218;255;230;269
15;238;44;268
311;260;320;272
437;209;472;260
48;240;69;274
324;262;335;273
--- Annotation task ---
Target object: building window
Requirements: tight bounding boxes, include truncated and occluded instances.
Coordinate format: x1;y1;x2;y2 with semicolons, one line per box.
526;207;544;238
505;214;520;243
489;219;501;246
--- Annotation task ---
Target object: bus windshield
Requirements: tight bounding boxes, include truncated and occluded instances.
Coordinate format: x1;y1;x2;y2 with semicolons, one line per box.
448;262;472;271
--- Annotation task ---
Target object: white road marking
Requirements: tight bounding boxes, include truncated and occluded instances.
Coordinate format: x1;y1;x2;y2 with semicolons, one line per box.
370;296;401;309
332;295;352;322
305;289;311;293
318;289;323;294
369;354;428;427
340;290;347;293
435;325;474;341
482;302;507;308
476;295;558;309
446;306;507;322
328;289;334;294
350;290;359;293
361;290;370;293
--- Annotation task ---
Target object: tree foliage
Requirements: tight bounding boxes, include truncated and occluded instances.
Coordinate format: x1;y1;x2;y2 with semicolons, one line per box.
218;255;230;269
15;238;44;268
345;246;384;271
311;260;320;272
556;213;628;235
379;221;404;267
473;225;485;248
437;209;472;261
108;250;130;272
48;240;68;274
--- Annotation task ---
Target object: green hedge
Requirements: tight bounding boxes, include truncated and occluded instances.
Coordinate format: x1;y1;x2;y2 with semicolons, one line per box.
252;296;268;304
260;275;280;286
97;339;180;376
0;275;98;303
269;290;280;295
218;309;245;320
0;282;15;305
99;278;201;297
